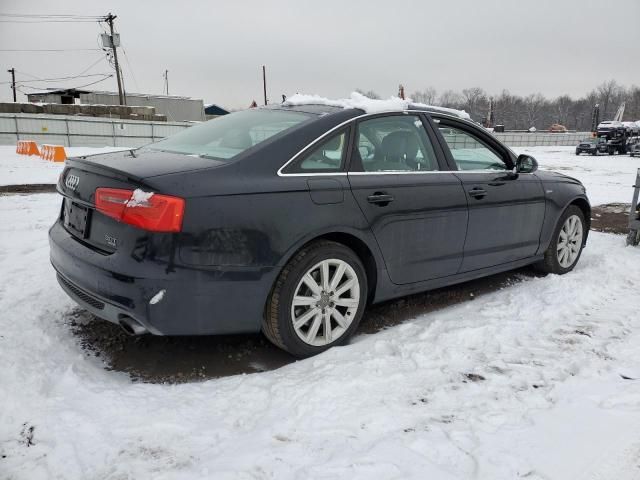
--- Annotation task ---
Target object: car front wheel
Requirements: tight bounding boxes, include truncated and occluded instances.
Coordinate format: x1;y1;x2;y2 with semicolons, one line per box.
263;240;367;357
536;205;586;274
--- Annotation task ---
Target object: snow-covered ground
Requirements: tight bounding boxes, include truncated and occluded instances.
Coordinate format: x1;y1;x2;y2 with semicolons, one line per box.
514;146;640;206
0;194;639;479
1;144;640;479
1;144;638;207
0;145;129;186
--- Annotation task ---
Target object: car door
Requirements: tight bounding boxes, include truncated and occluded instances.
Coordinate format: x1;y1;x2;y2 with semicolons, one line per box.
434;118;546;272
347;113;468;285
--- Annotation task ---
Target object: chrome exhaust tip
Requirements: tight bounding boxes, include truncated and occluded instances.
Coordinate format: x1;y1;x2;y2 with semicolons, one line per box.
118;316;148;336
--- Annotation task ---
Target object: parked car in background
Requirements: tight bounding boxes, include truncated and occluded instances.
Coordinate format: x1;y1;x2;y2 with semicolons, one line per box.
49;102;591;357
575;137;602;156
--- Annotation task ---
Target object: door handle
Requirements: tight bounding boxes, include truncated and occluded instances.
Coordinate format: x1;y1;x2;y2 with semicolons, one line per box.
367;192;394;205
468;187;487;199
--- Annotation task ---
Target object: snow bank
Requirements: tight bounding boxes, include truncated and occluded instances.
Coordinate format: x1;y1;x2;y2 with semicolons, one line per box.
1;193;640;478
284;91;471;119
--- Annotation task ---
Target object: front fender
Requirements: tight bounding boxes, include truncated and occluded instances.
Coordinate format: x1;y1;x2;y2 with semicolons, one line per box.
537;187;590;255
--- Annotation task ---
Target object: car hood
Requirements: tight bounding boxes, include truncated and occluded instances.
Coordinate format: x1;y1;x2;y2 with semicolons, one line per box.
69;148;226;180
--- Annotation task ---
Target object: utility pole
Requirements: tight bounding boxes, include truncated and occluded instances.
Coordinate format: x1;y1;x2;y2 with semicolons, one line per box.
105;13;125;105
7;67;16;102
163;69;169;95
262;65;267;105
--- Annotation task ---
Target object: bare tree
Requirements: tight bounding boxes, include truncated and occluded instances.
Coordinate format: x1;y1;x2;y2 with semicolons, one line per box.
596;80;622;119
627;85;640;121
553;95;572;126
461;87;488;120
360;81;640;129
439;90;463;108
523;93;547;128
410;87;438;105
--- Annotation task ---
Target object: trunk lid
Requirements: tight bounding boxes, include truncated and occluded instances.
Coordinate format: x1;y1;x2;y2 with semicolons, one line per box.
57;149;216;253
70;148;225;179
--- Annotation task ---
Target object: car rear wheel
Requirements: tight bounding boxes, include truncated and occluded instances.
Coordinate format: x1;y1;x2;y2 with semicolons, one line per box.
263;240;367;357
536;205;586;274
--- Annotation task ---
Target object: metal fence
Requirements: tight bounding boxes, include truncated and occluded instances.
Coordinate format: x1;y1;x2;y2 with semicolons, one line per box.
0;113;591;149
493;132;589;147
0;113;192;148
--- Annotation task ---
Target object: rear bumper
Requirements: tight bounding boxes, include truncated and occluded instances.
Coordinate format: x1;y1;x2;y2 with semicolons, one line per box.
49;220;278;335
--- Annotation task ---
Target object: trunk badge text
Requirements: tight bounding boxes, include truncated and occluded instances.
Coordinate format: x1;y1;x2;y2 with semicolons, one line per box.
65;174;80;191
105;234;118;248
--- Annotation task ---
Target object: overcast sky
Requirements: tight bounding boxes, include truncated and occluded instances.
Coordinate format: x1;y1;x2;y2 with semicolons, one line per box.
1;0;639;109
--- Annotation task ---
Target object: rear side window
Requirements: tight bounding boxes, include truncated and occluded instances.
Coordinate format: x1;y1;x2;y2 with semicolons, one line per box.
439;125;507;171
353;115;439;172
284;129;349;173
149;109;311;161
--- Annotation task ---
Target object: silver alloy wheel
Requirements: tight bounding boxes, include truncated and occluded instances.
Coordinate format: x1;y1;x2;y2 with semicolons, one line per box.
290;259;360;346
556;214;583;268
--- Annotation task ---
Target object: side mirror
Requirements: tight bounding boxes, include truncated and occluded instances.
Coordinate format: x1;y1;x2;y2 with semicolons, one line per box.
515;154;538;173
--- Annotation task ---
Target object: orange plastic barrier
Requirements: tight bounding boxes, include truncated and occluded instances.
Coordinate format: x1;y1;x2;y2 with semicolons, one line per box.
40;144;67;162
16;140;40;156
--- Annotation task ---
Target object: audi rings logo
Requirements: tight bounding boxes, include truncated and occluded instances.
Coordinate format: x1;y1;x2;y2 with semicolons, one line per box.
65;174;80;191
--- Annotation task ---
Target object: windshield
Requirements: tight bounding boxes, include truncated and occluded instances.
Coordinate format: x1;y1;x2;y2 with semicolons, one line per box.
149;109;312;160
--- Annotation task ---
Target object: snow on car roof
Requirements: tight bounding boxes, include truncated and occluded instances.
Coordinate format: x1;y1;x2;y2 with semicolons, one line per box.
283;91;471;119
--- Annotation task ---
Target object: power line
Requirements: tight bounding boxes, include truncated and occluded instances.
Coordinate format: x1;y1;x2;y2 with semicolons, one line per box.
0;20;103;23
0;13;104;18
76;55;108;76
0;73;112;85
0;13;105;23
18;75;114;91
0;48;102;52
121;48;140;94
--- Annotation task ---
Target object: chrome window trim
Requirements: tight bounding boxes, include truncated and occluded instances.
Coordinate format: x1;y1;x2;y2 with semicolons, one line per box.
347;169;517;176
277;114;366;177
277;110;498;178
277;110;466;177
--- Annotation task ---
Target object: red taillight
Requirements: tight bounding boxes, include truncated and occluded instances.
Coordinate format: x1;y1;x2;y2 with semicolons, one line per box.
95;188;184;233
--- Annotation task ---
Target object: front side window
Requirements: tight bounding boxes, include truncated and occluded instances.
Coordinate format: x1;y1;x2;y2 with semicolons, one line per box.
439;125;507;171
353;115;439;172
285;130;348;173
149;109;311;161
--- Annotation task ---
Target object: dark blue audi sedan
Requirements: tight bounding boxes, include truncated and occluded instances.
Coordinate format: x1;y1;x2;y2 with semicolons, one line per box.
50;100;590;357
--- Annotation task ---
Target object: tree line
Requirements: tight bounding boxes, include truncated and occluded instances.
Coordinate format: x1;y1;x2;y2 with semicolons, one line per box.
357;80;640;131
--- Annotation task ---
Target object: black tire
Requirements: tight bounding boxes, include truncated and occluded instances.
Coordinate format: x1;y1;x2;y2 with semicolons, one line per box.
263;240;368;357
627;229;640;246
535;205;586;274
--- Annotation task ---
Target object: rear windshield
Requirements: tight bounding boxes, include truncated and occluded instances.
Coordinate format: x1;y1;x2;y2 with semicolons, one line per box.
149;109;312;160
